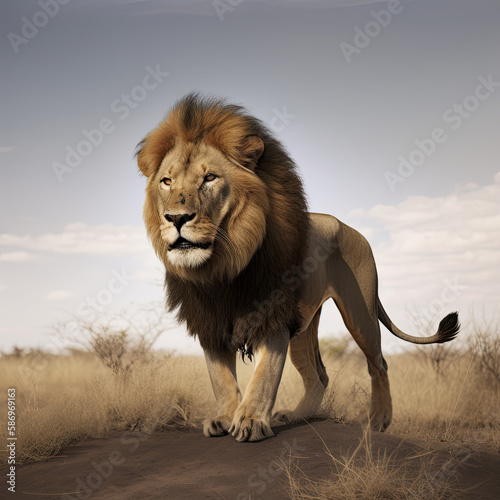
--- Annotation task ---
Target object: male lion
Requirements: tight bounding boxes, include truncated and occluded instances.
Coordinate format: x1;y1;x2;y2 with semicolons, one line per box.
136;93;459;442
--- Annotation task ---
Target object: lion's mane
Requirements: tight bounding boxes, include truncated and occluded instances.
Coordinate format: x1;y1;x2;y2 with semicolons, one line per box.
137;94;310;354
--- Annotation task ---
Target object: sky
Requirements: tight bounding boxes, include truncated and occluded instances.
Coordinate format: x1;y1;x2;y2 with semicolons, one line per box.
1;0;499;355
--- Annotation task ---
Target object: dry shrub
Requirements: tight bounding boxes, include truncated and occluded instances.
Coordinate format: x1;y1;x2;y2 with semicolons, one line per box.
89;329;129;375
319;334;355;359
415;343;459;377
283;428;456;500
468;318;500;387
52;302;172;375
406;308;461;376
0;353;214;464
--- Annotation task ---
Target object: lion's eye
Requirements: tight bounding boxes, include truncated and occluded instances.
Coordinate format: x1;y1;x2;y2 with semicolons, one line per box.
204;173;217;183
161;177;172;186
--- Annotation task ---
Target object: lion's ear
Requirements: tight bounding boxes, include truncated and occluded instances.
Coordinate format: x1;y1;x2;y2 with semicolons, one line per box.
135;134;173;178
240;136;264;169
136;144;154;178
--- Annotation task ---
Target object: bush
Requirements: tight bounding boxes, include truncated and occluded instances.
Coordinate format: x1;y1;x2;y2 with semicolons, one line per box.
468;319;500;387
51;302;173;374
319;334;354;359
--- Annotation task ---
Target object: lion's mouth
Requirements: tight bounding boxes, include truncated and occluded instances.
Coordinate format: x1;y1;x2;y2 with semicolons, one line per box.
168;237;211;251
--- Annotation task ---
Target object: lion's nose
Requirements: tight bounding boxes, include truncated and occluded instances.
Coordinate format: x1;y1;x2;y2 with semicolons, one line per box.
164;213;196;231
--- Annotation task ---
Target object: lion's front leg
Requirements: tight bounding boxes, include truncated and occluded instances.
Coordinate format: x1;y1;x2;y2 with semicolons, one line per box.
203;348;241;437
229;331;289;442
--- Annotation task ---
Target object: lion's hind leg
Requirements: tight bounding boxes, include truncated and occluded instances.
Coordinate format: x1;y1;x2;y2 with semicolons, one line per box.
273;307;328;424
335;296;393;432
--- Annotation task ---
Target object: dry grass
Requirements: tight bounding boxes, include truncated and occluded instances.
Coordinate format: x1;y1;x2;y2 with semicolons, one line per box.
277;346;498;499
0;351;214;463
317;350;499;451
384;351;500;449
282;428;457;500
0;325;499;499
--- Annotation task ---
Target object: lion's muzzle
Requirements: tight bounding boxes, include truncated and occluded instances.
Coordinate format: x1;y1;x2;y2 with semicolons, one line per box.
164;212;196;230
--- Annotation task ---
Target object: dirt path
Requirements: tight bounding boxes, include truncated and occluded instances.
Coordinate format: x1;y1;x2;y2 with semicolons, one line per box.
6;420;500;499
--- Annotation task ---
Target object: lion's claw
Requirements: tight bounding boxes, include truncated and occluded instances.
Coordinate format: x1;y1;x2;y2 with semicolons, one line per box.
229;416;274;442
203;416;232;437
369;410;391;432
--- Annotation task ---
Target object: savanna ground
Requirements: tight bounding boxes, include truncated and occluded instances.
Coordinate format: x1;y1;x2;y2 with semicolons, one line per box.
1;314;499;499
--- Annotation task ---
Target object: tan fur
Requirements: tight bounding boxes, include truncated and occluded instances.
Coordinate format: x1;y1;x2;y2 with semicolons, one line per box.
139;133;269;284
137;94;459;442
273;214;458;430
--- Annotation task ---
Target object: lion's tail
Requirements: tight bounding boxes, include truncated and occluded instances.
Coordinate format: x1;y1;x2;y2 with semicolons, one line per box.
377;298;460;344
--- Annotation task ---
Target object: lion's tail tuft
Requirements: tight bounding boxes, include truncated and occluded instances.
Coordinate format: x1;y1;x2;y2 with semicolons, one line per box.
434;312;460;343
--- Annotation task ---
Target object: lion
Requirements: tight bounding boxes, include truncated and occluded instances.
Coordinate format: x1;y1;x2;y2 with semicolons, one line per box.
136;93;460;442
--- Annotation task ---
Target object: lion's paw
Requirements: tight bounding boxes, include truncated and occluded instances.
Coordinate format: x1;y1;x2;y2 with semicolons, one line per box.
203;416;232;437
229;415;274;442
369;409;392;432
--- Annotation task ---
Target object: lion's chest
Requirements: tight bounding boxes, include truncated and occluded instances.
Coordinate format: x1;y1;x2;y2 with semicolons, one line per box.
166;270;299;353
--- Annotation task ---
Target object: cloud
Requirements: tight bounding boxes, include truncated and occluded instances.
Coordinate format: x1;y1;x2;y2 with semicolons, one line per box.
0;223;151;257
0;251;40;262
348;172;500;330
46;290;75;301
0;147;13;153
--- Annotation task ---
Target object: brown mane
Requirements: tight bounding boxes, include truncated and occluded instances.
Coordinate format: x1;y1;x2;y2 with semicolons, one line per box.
137;93;310;354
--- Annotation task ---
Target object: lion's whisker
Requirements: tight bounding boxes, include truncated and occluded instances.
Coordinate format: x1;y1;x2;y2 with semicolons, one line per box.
209;223;238;255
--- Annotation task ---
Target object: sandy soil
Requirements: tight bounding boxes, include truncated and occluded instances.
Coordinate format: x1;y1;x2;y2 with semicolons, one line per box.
5;420;500;499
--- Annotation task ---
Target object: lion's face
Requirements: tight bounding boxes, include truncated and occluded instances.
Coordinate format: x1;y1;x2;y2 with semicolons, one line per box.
137;96;277;283
140;131;270;282
155;141;234;269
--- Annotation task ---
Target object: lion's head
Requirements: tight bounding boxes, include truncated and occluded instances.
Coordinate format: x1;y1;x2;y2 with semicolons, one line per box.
136;94;278;283
137;93;309;351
